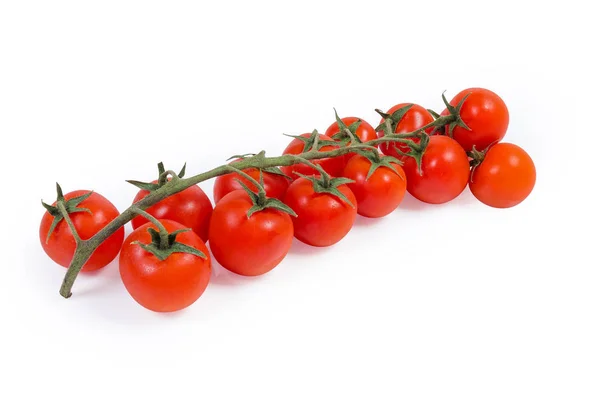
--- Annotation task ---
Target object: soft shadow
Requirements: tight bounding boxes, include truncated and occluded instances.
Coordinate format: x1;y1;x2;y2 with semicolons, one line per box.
398;193;431;211
287;238;331;255
209;259;266;286
452;187;477;206
353;214;386;227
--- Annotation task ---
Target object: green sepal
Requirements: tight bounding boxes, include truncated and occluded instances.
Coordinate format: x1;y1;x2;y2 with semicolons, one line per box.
126;161;186;192
428;109;440;119
260;166;292;180
283;129;327;152
125;180;161;192
226;153;256;161
147;227;163;245
235;178;297;218
374;104;414;133
350;148;404;181
330;108;362;145
178;163;187;178
393;131;430;176
441;91;471;138
41;184;93;243
133;227;207;261
295;173;356;208
366;156;404;181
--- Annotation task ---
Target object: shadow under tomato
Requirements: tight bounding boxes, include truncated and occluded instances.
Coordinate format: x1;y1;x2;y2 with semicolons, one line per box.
353;214;387;227
286;237;334;255
208;258;269;286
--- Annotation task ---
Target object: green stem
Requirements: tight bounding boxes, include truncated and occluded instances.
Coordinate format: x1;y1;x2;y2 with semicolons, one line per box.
57;113;451;298
131;207;169;249
57;201;81;243
226;166;267;201
289;155;331;187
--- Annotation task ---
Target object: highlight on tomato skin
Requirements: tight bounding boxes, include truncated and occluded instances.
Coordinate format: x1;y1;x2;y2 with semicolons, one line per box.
469;142;536;209
39;190;125;272
119;219;211;313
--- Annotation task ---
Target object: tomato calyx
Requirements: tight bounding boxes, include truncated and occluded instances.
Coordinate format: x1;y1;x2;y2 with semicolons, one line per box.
329;108;363;146
438;91;472;137
130;208;207;260
374;104;414;133
354;149;405;181
295;172;356;208
467;144;494;183
126;162;187;192
41;183;92;243
236;175;298;218
283;129;338;152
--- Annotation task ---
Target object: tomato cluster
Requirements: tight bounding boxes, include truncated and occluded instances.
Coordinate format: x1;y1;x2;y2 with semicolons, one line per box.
39;87;536;312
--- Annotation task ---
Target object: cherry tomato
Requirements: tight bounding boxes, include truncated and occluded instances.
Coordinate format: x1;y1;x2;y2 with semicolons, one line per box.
325;116;377;143
208;190;294;276
283;176;357;247
131;182;213;242
469;143;536;208
440;87;509;152
119;219;211;312
378;103;434;158
402;136;470;204
40;190;124;272
325;116;378;165
342;154;407;218
213;165;290;204
281;132;345;179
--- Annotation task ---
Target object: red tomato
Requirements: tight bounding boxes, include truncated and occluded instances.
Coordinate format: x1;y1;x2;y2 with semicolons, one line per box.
325;116;377;143
119;219;211;312
283;176;357;247
342;154;407;218
208;190;294;276
281;132;345;179
402;136;470;204
131;182;213;242
213;166;290;204
378;103;434;158
325;116;378;165
39;190;124;272
440;87;509;152
469;143;536;208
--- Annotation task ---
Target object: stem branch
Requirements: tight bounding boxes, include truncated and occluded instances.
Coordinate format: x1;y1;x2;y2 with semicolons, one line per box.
56;113;451;298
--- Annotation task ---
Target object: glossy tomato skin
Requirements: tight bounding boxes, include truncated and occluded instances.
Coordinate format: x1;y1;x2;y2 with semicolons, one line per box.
283;177;357;247
119;219;211;312
378;103;435;157
469;143;536;208
325;117;378;165
39;190;124;272
213;166;290;204
441;87;509;152
131;182;213;242
402;136;470;204
281;133;345;179
342;155;407;218
208;190;294;276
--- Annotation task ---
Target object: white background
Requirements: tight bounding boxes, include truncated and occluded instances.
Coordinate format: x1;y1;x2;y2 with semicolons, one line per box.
1;1;598;401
